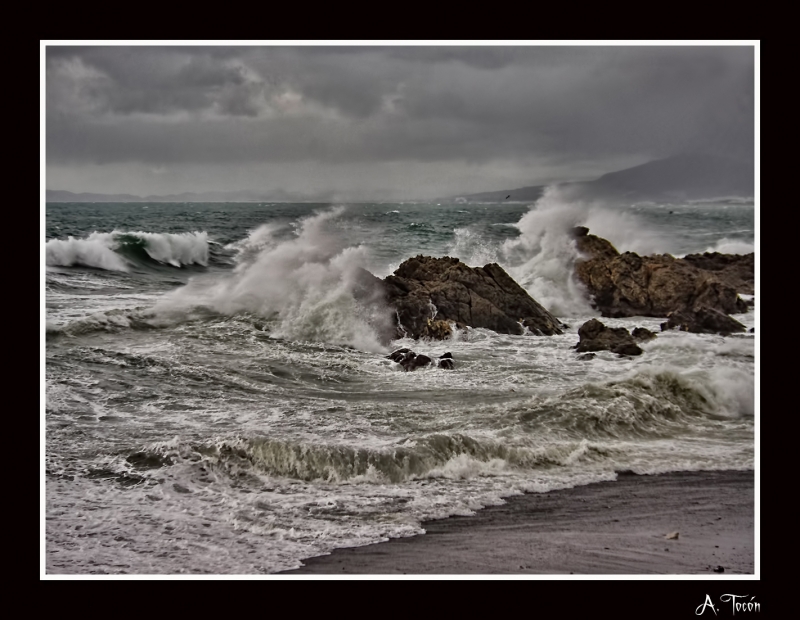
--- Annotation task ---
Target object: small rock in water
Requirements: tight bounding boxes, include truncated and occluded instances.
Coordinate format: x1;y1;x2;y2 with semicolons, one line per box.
574;319;643;356
409;354;432;371
666;531;679;540
388;348;453;371
387;348;412;363
713;565;725;573
577;353;596;361
631;327;657;342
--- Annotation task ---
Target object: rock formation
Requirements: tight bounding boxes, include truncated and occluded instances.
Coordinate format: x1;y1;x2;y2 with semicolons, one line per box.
574;319;645;356
571;228;751;320
681;252;754;295
362;256;563;341
660;307;746;336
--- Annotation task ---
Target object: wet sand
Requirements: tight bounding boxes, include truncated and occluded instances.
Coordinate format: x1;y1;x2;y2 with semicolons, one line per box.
279;470;755;575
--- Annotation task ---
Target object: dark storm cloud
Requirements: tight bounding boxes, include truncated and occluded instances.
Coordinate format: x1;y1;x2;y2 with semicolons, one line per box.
45;44;755;196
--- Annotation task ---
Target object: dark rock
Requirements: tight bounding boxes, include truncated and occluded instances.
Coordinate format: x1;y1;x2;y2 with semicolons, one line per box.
573;230;620;261
576;352;596;361
575;318;643;356
631;327;657;342
388;349;450;371
713;566;725;573
409;354;432;371
387;348;412;363
439;352;453;359
572;229;751;319
614;343;645;356
422;319;453;340
438;358;455;369
749;327;754;333
382;255;562;340
660;306;747;336
681;252;754;295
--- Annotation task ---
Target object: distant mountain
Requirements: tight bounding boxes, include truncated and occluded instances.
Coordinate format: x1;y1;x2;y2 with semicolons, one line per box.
46;190;147;202
48;153;755;204
444;153;754;203
447;185;546;204
581;153;754;201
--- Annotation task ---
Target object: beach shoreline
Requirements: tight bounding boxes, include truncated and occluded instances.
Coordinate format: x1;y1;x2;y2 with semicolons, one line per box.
279;470;755;576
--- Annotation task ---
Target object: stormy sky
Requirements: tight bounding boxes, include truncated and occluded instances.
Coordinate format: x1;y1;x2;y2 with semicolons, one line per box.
45;44;755;201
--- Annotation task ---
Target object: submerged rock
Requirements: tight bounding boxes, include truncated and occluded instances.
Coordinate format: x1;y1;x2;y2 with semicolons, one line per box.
575;318;644;356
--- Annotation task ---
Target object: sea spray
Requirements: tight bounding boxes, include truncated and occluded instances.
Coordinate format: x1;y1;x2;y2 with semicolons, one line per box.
499;188;595;316
701;238;755;255
153;208;392;352
496;186;679;315
46;233;131;271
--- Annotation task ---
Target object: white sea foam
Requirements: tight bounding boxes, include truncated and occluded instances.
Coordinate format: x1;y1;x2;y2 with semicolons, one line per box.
491;186;688;315
45;231;209;271
499;188;595;316
127;231;209;267
154;208;391;352
447;227;500;267
46;234;131;271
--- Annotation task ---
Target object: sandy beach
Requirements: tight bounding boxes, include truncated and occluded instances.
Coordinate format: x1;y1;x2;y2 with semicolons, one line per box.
279;470;755;575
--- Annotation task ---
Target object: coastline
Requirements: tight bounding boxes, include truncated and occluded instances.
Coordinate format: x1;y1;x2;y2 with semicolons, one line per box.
278;470;755;576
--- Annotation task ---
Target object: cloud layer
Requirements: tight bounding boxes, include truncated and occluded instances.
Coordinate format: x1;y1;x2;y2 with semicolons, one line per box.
46;45;755;200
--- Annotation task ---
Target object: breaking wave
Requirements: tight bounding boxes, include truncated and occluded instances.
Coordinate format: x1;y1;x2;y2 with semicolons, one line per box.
128;433;608;485
45;231;210;271
519;366;754;435
493;186;678;315
153;208;393;352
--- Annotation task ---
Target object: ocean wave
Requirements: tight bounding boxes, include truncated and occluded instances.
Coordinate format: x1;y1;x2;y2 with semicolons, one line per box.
518;367;754;436
686;196;755;205
153;208;393;353
45;230;210;271
46;307;162;337
130;432;614;485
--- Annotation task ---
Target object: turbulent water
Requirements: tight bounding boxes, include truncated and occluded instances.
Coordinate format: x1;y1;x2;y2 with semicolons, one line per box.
44;189;756;574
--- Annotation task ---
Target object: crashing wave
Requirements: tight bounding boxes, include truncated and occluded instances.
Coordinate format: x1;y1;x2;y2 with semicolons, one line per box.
45;231;210;271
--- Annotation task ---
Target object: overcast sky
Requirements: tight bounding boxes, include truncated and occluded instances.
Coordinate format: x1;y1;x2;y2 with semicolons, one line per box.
45;44;755;201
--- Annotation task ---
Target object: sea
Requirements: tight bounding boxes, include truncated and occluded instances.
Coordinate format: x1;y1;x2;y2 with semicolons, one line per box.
44;188;756;574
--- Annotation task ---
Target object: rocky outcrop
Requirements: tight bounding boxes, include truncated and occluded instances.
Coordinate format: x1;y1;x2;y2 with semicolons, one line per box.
574;319;645;356
681;252;754;295
660;307;746;336
572;228;750;319
380;256;563;340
